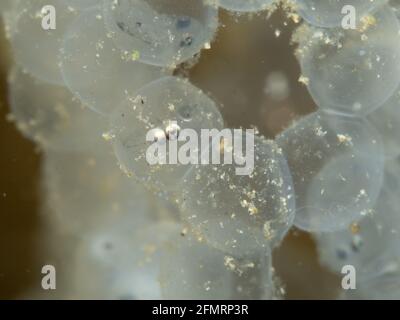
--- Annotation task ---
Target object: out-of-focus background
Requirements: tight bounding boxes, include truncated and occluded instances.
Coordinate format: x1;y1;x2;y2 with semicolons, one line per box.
0;7;341;299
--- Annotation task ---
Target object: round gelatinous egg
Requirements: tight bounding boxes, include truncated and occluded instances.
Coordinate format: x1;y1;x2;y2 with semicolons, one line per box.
368;87;400;159
72;221;180;299
295;5;400;116
177;132;295;257
217;0;274;13
316;159;400;280
8;67;108;152
276;111;384;232
295;0;387;28
102;0;219;67
6;0;80;84
60;6;168;115
160;232;274;299
109;76;224;194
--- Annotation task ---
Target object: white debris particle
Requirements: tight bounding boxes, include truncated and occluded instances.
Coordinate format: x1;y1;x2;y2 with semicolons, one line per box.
298;75;309;85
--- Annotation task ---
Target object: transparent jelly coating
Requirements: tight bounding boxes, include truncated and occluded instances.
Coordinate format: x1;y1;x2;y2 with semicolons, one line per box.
0;0;11;13
42;150;174;235
6;0;80;85
109;76;224;193
160;233;274;300
102;0;219;67
315;159;400;280
276;111;384;232
8;67;108;153
368;87;400;159
72;221;180;299
296;5;400;116
177;132;295;257
60;6;168;116
390;0;400;20
217;0;274;13
295;0;387;28
340;259;400;299
60;0;98;10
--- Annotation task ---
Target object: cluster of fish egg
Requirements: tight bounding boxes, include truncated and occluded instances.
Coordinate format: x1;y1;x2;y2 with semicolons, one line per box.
1;0;400;299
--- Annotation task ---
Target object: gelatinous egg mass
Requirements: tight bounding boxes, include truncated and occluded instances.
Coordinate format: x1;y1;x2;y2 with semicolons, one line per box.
8;67;108;152
295;0;387;28
295;5;400;116
276;111;384;232
177;133;295;257
4;0;400;301
109;76;224;193
102;0;219;67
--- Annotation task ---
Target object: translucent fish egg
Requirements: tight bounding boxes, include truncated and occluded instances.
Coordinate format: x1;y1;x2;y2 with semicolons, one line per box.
8;67;108;152
295;0;387;28
177;133;295;257
296;5;400;116
102;0;219;67
42;149;173;234
109;76;224;194
60;7;168;115
72;221;180;299
0;0;11;12
368;87;400;159
6;0;79;84
217;0;274;13
316;159;400;279
160;233;274;300
390;0;400;20
61;0;98;10
340;259;400;299
276;111;384;232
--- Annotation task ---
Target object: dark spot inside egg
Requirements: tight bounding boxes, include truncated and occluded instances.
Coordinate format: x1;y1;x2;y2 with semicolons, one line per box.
176;16;191;29
336;248;348;260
